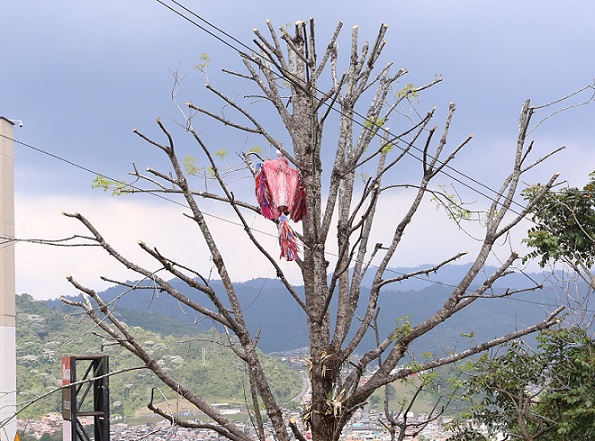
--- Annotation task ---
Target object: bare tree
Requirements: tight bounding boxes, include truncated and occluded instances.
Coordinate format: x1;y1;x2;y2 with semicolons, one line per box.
60;19;570;441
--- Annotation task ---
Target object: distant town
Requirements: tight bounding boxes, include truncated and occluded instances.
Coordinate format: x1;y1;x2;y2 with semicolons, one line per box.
18;410;494;441
17;352;496;441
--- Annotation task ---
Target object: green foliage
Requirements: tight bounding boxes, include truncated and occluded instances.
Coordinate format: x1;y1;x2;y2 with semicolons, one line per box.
362;116;386;151
393;314;413;341
15;294;302;419
215;148;229;159
446;428;488;440
183;152;227;177
39;433;60;441
249;146;262;154
91;175;127;196
380;142;393;154
522;173;595;268
432;184;472;222
194;52;211;73
395;83;418;100
182;154;199;176
364;116;386;130
450;327;595;440
535;328;595;440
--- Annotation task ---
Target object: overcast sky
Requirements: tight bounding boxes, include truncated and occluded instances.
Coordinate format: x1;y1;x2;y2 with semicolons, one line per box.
2;1;595;299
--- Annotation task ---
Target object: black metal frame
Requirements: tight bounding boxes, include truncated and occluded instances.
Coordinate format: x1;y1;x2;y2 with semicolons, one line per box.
64;355;110;441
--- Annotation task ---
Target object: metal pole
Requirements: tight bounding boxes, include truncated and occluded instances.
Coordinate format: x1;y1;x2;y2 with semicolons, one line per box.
0;116;16;441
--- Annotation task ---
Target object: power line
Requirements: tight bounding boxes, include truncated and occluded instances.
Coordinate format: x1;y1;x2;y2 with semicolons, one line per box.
0;133;277;239
0;134;491;288
153;0;250;56
152;0;545;217
162;0;255;55
6;132;587;312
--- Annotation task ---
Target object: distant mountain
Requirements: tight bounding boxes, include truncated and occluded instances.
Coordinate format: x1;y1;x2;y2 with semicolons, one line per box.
50;265;566;354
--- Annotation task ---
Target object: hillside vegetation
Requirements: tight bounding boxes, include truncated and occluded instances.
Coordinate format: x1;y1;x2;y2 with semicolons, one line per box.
15;294;302;418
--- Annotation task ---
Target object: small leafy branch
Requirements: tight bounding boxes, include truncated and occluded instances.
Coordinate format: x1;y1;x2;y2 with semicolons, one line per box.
395;83;419;100
91;175;128;196
194;52;211;73
431;184;472;223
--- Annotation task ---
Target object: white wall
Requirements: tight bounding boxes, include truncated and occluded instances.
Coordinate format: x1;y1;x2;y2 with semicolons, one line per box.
0;117;16;441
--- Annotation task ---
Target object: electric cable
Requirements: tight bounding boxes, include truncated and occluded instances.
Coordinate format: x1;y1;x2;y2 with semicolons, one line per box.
0;132;578;309
0;133;279;241
152;0;565;217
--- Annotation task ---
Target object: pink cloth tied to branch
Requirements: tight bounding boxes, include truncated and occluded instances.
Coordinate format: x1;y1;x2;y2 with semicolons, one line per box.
255;157;306;260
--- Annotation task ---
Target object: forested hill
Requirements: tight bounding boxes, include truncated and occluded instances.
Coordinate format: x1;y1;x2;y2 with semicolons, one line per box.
15;294;302;418
49;264;566;354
